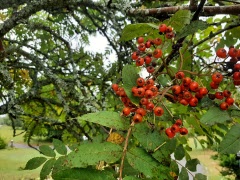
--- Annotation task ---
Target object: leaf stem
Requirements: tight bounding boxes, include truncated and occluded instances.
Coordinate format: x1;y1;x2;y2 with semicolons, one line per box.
119;121;135;180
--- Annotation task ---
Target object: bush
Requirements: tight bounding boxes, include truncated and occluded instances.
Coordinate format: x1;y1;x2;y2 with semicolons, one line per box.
0;136;7;149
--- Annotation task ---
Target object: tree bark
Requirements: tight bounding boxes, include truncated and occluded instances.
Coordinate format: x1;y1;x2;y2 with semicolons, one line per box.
128;5;240;17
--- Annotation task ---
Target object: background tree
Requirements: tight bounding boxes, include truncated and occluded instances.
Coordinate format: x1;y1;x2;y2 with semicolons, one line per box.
0;0;240;179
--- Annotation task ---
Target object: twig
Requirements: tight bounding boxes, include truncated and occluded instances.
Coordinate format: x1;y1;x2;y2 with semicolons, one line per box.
119;121;135;180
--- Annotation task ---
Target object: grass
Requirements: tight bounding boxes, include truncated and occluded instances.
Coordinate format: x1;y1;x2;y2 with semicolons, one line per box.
0;148;42;180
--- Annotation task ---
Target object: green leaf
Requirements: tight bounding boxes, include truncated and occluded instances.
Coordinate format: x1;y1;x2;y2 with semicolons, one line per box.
179;167;189;180
122;64;140;104
53;139;67;155
120;23;157;42
123;176;140;180
186;117;204;135
78;111;128;130
39;145;56;157
132;123;166;151
194;173;207;180
24;157;47;170
166;10;191;32
127;147;169;178
67;142;122;168
200;107;232;125
52;156;69;176
52;168;115;180
174;144;185;160
185;158;200;172
40;158;56;180
219;124;240;154
176;20;208;40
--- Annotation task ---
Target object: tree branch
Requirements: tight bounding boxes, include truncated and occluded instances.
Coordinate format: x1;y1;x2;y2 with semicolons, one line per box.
128;5;240;17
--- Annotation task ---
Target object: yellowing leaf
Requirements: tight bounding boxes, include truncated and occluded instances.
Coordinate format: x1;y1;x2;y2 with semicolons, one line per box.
107;132;125;144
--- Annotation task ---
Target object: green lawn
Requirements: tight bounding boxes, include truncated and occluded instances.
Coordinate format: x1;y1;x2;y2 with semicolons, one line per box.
0;148;42;180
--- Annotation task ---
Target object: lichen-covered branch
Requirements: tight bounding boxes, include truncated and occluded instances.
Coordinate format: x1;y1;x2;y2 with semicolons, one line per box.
128;5;240;17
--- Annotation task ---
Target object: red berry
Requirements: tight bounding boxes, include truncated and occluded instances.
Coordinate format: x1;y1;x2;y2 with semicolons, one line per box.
111;84;119;91
154;106;164;116
166;26;173;33
198;87;208;96
148;86;158;96
145;89;154;99
153;38;162;45
233;72;240;80
165;32;175;39
212;72;223;83
225;97;234;106
159;24;167;33
179;99;189;106
175;71;185;79
146;79;155;87
147;66;155;74
137;77;145;87
144;56;152;65
189;81;199;92
153;48;162;58
189;97;198;107
122;107;131;116
137;37;144;44
234;64;240;72
228;47;238;58
140;98;149;105
165;128;175;138
171;124;180;133
136;87;145;97
131;52;139;60
136;57;144;66
223;90;231;98
182;77;192;87
210;81;219;89
145;40;152;48
146;102;155;111
172;85;182;95
175;119;182;126
138;43;146;52
220;102;229;110
179;127;188;135
131;86;138;96
133;114;143;123
136;108;147;117
183;91;193;101
215;92;224;100
216;48;227;58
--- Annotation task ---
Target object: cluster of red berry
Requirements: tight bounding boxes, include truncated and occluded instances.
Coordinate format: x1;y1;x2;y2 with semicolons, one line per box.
172;71;208;107
216;47;240;86
112;77;164;124
209;72;235;110
165;119;188;138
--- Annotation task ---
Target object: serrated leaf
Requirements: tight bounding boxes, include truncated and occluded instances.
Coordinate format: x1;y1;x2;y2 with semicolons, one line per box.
166;10;191;32
24;157;47;170
185;158;200;172
132;123;165;151
174;144;185;160
179;167;189;180
78;111;128;130
176;20;208;40
52;168;115;180
122;64;140;104
200;107;231;125
127;147;159;177
120;23;157;42
219;124;240;154
39;145;56;157
194;173;207;180
67;142;122;168
186;117;204;135
40;158;56;180
53;139;67;155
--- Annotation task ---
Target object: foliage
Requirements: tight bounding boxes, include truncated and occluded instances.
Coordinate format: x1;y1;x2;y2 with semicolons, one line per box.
0;0;239;179
0;136;7;149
